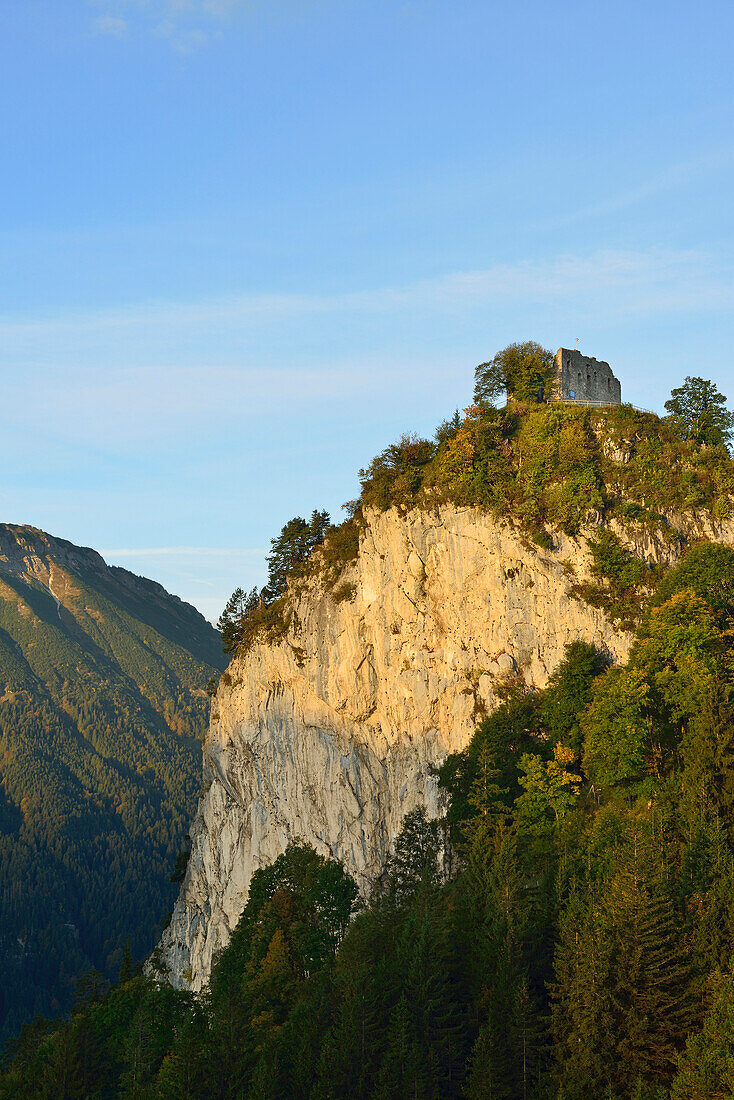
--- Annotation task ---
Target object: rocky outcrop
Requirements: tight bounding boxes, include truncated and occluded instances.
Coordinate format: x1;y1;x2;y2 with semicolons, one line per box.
158;503;668;991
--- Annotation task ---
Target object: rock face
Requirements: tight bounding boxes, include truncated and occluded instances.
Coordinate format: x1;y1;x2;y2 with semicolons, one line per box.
159;504;734;991
158;503;655;991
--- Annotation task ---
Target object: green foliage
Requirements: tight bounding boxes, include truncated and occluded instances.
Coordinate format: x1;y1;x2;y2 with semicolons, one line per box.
332;581;356;603
541;640;607;755
217;586;261;653
358;433;437;512
170;845;191;884
265;510;331;600
211;841;358;995
224;594;292;658
356;401;733;553
671;973;734;1098
582;666;653;789
515;745;580;838
222;509;362;657
553;838;699;1097
438;678;542;842
665;375;734;449
474;341;555;405
651;541;734;626
573;529;652;626
383;806;441;902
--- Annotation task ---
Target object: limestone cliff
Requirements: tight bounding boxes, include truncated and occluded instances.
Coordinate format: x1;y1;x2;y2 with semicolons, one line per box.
159;501;726;991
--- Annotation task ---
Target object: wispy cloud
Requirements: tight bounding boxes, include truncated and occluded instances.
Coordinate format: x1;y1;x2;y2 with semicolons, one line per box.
1;247;729;337
542;148;734;229
91;14;129;37
2;247;731;451
101;546;266;556
88;0;258;50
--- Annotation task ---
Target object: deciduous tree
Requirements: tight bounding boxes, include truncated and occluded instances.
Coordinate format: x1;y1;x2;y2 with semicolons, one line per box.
664;376;734;448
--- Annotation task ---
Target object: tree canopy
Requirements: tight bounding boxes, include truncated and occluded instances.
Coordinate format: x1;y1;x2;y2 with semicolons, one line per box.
217;586;260;654
474;341;555;406
265;509;331;600
664;375;734;449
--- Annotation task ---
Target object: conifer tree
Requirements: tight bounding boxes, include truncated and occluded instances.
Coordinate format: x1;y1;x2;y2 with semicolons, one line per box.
553;837;698;1096
541;640;606;754
217;585;260;653
265;511;331;600
313;904;395;1099
671;973;734;1098
385;806;441;903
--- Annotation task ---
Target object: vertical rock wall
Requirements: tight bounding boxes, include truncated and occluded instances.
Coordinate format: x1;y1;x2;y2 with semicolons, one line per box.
155;504;732;990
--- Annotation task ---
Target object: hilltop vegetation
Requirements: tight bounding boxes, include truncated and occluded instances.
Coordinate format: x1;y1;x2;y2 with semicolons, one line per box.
218;363;733;658
5;540;734;1099
0;528;224;1041
356;398;732;537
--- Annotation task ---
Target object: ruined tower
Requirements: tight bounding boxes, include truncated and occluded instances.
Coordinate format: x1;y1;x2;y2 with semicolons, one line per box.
552;348;621;405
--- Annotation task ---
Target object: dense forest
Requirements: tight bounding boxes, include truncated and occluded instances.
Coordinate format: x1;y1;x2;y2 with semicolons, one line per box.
3;535;733;1099
0;528;225;1041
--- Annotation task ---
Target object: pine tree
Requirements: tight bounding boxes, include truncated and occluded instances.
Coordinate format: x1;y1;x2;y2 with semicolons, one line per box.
373;995;424;1100
671;973;734;1098
457;823;541;1100
396;879;467;1098
386;806;441;903
217;586;260;653
314;909;393;1099
264;512;331;600
553;836;699;1096
541;640;606;755
308;509;332;546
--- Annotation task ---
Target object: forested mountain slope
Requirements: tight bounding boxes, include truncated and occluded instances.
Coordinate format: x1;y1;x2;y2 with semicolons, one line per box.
0;525;225;1040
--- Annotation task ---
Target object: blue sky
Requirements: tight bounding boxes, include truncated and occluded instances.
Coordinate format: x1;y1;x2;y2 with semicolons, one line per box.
2;0;733;620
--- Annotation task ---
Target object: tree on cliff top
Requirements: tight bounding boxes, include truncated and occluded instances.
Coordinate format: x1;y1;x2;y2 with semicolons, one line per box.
664;376;734;449
217;586;260;653
474;341;555;406
265;509;331;600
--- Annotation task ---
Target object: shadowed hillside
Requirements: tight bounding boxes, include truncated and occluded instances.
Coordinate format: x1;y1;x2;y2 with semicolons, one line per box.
0;525;225;1041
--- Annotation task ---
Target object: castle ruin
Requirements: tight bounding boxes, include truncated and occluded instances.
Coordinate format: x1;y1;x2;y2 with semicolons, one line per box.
551;348;621;405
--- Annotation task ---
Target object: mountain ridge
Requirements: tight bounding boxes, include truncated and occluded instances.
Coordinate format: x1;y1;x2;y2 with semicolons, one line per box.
0;523;225;1040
